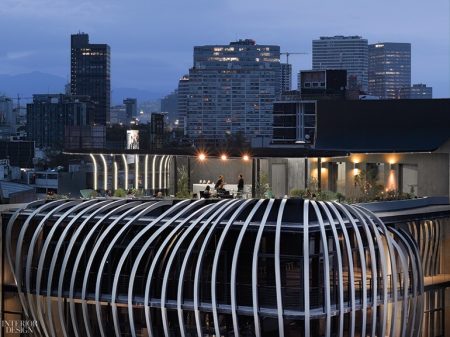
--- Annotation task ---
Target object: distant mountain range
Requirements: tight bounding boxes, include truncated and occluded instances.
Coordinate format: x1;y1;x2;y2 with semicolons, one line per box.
0;72;164;104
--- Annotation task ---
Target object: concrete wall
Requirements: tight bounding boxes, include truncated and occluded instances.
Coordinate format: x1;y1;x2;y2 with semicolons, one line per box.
58;170;87;197
329;152;450;198
287;158;307;192
189;158;252;190
436;139;450;200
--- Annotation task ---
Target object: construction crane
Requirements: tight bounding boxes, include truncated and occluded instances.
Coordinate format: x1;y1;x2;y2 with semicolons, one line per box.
11;95;33;110
280;52;309;65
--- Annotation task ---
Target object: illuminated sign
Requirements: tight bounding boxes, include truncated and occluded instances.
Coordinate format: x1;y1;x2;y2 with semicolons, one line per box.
126;130;139;150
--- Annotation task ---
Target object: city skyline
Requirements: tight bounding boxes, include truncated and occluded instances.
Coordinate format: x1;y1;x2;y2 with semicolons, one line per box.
0;0;449;98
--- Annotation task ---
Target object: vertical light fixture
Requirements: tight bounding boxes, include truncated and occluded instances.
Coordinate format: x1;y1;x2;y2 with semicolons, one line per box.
144;154;149;190
152;155;158;191
113;161;118;190
121;154;128;190
135;154;139;190
100;154;108;191
164;155;170;190
159;155;166;190
168;156;173;190
90;154;98;190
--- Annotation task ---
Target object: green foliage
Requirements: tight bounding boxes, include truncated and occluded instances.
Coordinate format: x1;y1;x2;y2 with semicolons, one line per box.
289;189;306;198
336;192;346;202
113;188;127;198
353;168;384;202
176;165;191;198
289;188;340;201
375;189;415;202
132;188;144;197
349;167;414;203
317;190;338;201
290;173;341;201
255;172;272;199
89;190;98;199
46;193;68;200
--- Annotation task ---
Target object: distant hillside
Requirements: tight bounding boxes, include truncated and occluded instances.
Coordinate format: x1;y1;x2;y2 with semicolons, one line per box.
0;72;165;104
0;72;66;100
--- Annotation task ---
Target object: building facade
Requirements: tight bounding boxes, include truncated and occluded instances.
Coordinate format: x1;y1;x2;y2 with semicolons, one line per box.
280;63;292;92
185;39;281;145
123;98;137;120
161;90;178;126
273;69;347;145
0;96;15;140
26;94;94;149
150;113;165;150
368;43;411;99
312;36;368;92
399;83;433;99
110;104;128;125
71;33;111;125
177;75;190;135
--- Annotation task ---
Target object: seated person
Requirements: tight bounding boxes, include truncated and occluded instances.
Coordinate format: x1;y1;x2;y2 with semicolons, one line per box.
202;185;211;199
214;175;224;190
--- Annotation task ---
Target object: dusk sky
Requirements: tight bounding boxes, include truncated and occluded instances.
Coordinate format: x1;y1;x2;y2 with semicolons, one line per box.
1;0;449;98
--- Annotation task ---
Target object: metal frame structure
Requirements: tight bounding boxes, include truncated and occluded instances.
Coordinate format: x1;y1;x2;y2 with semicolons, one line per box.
5;198;424;337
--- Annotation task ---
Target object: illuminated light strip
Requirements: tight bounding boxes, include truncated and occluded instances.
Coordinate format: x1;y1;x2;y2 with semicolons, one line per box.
159;155;166;191
152;155;158;191
90;154;98;190
167;156;173;190
121;154;128;190
100;154;108;191
135;155;139;189
113;162;118;190
163;156;170;190
144;155;149;190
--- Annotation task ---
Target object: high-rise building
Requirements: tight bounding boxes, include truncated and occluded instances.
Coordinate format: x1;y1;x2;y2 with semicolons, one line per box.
280;63;292;92
186;39;280;145
368;42;411;99
399;83;433;99
0;96;15;140
26;94;98;149
70;33;111;125
109;105;128;125
312;36;368;92
177;75;190;135
123;98;137;120
161;90;178;126
150;112;165;149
